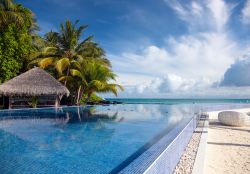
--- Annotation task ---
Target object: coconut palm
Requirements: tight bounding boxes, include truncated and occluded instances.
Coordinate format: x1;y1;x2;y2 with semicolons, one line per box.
60;60;123;105
0;0;24;28
29;20;109;84
0;0;37;31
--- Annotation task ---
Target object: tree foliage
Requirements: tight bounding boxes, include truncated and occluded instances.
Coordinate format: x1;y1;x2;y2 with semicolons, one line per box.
30;20;121;104
0;24;34;83
29;20;109;79
0;0;38;32
60;60;123;104
0;1;123;103
0;0;36;83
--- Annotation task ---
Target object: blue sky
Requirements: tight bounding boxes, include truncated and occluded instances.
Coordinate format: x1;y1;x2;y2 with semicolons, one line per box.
18;0;250;98
18;0;189;53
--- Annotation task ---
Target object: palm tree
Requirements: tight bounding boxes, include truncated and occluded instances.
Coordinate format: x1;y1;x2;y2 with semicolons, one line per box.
0;0;37;31
30;20;109;85
60;61;123;105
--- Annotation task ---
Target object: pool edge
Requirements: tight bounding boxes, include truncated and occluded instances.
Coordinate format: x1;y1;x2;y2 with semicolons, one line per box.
118;115;198;174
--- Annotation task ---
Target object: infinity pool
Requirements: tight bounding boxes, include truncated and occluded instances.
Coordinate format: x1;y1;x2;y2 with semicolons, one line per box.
0;104;198;174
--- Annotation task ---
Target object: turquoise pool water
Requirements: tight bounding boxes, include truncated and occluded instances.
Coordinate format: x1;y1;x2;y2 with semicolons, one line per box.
0;101;249;174
0;104;198;174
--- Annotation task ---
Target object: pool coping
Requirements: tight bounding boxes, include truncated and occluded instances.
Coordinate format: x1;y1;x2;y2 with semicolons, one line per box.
191;113;209;174
144;117;196;174
118;115;198;174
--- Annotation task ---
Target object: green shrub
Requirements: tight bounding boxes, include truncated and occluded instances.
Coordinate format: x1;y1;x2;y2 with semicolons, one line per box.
80;93;104;104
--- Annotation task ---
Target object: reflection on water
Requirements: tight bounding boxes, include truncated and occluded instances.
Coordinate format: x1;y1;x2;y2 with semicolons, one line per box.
0;104;200;123
0;104;199;144
0;103;246;145
0;104;201;174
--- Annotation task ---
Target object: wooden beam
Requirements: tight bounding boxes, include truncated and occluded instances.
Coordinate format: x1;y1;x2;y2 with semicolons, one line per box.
55;96;60;107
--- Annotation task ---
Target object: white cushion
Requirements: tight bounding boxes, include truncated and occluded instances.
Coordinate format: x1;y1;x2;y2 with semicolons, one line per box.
218;111;250;127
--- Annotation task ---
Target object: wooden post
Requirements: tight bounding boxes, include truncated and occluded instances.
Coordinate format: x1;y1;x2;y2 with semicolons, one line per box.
9;96;12;109
55;95;60;107
2;96;3;109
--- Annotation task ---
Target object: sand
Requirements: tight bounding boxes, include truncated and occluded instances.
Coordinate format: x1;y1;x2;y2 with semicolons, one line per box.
204;108;250;174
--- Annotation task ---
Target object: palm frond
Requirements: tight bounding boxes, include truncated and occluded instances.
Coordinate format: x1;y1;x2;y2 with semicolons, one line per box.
70;69;83;79
38;57;54;69
89;80;103;90
55;57;70;74
45;31;59;46
43;46;58;54
58;75;74;83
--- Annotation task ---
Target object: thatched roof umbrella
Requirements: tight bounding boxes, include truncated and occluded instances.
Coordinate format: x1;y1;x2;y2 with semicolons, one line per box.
0;67;70;108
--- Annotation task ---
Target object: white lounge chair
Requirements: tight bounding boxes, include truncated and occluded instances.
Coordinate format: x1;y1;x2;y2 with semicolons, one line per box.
218;111;250;127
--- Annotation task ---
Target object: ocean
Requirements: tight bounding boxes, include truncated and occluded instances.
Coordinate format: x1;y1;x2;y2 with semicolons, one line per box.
106;98;250;104
106;98;250;112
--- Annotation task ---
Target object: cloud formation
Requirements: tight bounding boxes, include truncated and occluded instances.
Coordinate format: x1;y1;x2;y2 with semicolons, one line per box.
164;0;233;32
121;33;237;79
220;55;250;86
242;0;250;24
106;0;250;98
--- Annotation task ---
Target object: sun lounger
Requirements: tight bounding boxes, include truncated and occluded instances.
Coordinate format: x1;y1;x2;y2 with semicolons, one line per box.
218;111;250;127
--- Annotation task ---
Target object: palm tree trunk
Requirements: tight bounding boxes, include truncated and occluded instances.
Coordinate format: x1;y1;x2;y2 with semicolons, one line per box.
64;67;70;86
76;85;82;105
79;88;85;104
86;92;92;103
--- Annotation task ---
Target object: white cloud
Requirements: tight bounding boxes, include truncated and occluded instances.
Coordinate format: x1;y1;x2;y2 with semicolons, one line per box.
112;32;239;82
166;0;187;18
220;55;250;86
206;0;233;31
164;0;206;31
191;1;203;16
164;0;234;32
242;0;250;24
105;0;250;98
108;77;250;98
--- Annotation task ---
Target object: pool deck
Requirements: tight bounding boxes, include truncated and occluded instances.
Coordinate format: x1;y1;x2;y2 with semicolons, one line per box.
204;109;250;174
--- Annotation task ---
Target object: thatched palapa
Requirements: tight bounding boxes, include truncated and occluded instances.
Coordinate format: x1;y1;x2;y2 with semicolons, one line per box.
0;67;70;108
0;67;69;96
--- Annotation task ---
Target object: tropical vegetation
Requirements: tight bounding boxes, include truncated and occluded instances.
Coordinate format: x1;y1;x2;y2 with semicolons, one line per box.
0;0;36;83
0;0;123;104
60;60;123;104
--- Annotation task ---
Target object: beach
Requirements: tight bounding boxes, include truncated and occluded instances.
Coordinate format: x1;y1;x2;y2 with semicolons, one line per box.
204;109;250;174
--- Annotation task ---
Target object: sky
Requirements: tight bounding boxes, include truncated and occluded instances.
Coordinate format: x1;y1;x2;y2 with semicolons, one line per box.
18;0;250;98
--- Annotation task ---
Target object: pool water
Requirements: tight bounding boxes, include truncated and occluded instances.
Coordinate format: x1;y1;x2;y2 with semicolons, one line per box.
0;104;199;174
